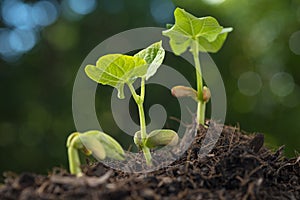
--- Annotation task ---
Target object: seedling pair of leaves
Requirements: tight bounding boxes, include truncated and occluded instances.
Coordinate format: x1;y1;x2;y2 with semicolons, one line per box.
66;7;232;176
67;131;124;176
163;8;232;125
85;41;179;166
67;42;179;175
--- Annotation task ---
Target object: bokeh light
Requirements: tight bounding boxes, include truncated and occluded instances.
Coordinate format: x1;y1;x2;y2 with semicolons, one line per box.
0;29;14;56
257;57;284;79
0;0;60;60
67;0;97;15
289;31;300;55
238;71;262;96
1;0;35;30
9;29;37;52
32;0;59;27
150;0;175;24
270;72;295;97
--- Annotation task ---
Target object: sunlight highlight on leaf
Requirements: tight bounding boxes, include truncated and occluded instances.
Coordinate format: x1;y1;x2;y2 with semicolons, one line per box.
85;54;147;99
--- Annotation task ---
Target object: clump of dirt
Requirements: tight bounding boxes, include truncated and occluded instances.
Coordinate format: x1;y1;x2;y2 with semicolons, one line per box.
0;123;299;200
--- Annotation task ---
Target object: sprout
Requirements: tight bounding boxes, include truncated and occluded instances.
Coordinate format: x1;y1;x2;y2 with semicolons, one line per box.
163;8;232;125
67;131;125;176
84;41;179;166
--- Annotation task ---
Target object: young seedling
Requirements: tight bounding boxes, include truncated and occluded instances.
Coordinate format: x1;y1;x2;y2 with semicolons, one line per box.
85;41;179;166
67;130;125;176
163;8;232;125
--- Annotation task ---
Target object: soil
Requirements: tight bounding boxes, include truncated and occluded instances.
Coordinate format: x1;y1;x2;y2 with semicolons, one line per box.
0;122;299;200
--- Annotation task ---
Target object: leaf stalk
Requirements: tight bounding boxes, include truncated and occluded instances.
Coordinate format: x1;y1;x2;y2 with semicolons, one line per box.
191;41;206;125
128;78;152;165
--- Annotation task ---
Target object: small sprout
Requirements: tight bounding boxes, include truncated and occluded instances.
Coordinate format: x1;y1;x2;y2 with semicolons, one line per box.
134;129;178;149
202;86;211;103
79;131;125;161
163;8;232;125
133;130;143;149
67;130;124;176
171;86;198;101
85;41;179;166
171;85;211;103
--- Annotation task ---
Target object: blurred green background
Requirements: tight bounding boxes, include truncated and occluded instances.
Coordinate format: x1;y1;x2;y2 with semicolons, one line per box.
0;0;299;175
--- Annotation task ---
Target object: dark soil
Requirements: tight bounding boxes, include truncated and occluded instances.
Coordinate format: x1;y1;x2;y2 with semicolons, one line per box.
0;123;299;200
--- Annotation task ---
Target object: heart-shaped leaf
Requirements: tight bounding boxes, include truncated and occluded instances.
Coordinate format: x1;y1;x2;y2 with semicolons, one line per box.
85;54;147;99
163;8;232;55
79;130;125;161
145;129;179;148
134;41;165;80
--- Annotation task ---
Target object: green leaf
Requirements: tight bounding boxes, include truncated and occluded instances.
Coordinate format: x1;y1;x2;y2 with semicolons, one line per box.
79;130;125;161
163;8;232;54
145;129;179;148
198;28;233;53
134;41;165;80
85;54;147;99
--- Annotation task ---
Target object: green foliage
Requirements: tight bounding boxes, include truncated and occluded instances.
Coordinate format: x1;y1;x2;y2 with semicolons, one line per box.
1;0;300;176
85;41;166;99
67;131;125;176
163;8;232;125
163;8;232;54
79;130;125;161
85;54;147;99
83;41;178;166
134;41;165;80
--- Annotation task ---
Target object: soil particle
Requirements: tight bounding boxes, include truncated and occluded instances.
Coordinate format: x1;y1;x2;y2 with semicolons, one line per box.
0;123;299;200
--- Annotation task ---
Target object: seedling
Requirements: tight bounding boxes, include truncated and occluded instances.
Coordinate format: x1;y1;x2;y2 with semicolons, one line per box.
163;8;232;125
67;130;125;176
85;41;179;166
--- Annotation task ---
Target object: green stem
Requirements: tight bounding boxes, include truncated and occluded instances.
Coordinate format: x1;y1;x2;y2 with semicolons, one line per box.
137;103;147;140
67;134;83;176
68;146;82;175
191;41;205;125
142;145;152;165
197;101;206;125
128;80;147;140
128;79;152;165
